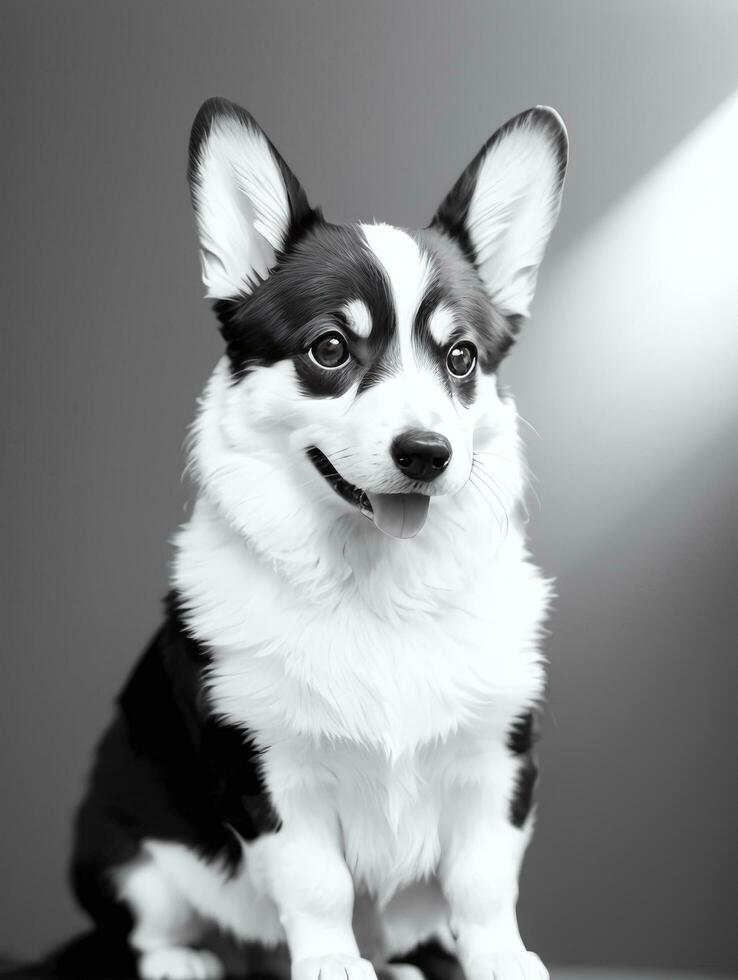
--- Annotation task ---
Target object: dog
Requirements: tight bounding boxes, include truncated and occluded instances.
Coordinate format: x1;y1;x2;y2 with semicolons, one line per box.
69;97;568;980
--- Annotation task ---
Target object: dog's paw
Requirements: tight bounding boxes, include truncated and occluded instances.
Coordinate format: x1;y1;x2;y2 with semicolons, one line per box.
292;954;378;980
139;946;224;980
467;951;548;980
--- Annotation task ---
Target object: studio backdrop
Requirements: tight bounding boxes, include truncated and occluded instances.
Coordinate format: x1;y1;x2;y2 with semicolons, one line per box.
1;1;737;975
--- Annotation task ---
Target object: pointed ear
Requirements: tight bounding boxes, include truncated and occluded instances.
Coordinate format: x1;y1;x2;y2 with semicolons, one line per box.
188;98;317;299
432;106;568;320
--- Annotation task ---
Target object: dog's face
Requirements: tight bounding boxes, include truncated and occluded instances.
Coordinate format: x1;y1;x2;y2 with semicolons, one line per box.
186;99;567;545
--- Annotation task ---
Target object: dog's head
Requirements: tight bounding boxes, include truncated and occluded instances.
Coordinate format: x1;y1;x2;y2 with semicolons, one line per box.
185;98;566;565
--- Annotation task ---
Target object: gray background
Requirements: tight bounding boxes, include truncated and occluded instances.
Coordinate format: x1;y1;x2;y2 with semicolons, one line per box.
1;0;737;974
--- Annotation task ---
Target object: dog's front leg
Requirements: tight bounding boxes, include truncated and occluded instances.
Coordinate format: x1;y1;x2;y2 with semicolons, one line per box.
438;750;547;980
257;788;376;980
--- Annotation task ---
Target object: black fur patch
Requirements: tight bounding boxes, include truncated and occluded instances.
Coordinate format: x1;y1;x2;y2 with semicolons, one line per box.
214;217;519;407
411;279;455;398
509;755;539;829
507;710;540;827
507;710;536;756
415;227;519;380
71;592;280;933
392;939;464;980
213;221;398;393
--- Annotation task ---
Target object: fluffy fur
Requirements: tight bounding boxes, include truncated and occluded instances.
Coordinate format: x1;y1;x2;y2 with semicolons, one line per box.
69;98;568;980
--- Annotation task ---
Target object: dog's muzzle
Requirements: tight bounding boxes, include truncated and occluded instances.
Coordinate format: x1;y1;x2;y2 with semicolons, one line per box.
306;447;430;539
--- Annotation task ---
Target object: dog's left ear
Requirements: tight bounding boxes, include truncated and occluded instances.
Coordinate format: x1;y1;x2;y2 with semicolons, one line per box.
188;97;317;300
432;107;568;320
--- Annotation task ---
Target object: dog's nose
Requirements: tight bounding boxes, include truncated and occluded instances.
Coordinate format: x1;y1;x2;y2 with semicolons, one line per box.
391;429;452;482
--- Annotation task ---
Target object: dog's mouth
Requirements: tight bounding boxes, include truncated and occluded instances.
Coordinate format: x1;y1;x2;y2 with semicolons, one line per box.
306;447;430;539
307;447;371;516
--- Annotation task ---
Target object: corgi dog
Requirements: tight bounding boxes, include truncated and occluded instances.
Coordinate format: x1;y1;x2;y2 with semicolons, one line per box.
70;98;567;980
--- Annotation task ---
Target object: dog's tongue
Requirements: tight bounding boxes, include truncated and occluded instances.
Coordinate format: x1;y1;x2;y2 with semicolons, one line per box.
366;492;430;539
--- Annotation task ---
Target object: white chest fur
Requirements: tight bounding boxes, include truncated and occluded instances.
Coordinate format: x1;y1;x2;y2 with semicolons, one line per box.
172;494;551;896
306;740;448;901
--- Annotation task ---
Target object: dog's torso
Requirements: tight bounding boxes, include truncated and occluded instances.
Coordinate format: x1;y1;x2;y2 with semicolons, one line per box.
175;493;550;894
74;490;548;959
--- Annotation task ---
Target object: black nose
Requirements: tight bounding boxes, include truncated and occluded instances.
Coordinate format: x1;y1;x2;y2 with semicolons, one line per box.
391;429;452;482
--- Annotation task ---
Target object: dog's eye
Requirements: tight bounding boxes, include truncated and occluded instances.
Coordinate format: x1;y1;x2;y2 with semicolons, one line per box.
308;331;351;369
446;341;477;378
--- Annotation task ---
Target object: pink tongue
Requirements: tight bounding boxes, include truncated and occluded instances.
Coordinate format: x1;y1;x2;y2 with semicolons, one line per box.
366;492;430;539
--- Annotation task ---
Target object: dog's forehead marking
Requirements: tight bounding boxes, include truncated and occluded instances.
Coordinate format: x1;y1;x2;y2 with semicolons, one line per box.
360;222;433;371
427;304;456;346
342;299;372;338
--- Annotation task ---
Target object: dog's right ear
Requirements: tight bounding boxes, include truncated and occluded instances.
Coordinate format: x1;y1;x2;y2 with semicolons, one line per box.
188;98;317;300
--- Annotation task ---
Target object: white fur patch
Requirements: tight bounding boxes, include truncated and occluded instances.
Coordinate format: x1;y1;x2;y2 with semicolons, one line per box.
139;947;224;980
116;836;455;966
360;223;432;373
427;304;456;346
114;856;202;953
343;299;373;338
120;839;284;947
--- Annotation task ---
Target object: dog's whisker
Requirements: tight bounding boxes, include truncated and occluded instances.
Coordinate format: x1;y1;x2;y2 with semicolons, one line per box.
483;469;516;535
469;477;505;538
515;411;543;442
471;463;510;539
468;471;505;536
472;459;518;503
473;450;539;518
327;450;358;468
